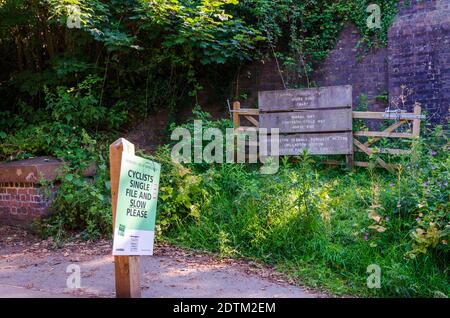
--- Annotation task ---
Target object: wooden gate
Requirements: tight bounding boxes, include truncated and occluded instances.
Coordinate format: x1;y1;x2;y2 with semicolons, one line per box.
231;101;424;172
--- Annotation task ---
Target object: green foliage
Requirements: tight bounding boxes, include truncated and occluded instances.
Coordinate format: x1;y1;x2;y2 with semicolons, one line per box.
0;76;126;241
159;116;449;297
402;127;450;259
132;0;262;65
0;0;398;113
0;1;265;137
168;105;234;171
349;0;398;49
0;76;126;167
236;0;398;87
45;75;127;131
35;160;113;241
1;0;448;298
138;146;212;236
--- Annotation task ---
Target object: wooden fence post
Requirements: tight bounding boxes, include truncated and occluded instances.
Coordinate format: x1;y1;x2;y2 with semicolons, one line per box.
346;153;354;170
412;104;421;138
233;101;241;128
110;138;141;298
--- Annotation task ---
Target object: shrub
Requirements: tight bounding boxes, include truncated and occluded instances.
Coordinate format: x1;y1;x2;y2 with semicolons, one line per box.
137;146;212;236
160;118;449;297
35;162;112;241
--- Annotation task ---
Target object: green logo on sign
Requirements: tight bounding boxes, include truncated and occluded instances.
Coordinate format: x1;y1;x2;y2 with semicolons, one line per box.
118;224;125;236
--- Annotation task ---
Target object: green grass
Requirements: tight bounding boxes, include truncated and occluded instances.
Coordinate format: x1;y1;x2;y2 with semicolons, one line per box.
161;157;449;297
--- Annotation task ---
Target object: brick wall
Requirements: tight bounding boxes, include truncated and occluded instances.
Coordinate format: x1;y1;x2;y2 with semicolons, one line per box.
313;23;388;111
0;182;53;227
231;0;450;124
233;59;286;109
0;157;90;228
388;0;450;123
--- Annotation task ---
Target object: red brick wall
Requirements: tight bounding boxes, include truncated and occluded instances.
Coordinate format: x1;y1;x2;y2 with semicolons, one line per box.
0;182;52;227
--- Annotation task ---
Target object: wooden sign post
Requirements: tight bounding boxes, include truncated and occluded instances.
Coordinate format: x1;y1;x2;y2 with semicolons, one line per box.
110;138;141;298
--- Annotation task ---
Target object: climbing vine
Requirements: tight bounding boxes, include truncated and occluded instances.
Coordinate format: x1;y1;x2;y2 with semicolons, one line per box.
235;0;399;87
0;0;399;114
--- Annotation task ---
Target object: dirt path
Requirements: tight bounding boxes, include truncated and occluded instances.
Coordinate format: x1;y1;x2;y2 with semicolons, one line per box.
0;226;326;298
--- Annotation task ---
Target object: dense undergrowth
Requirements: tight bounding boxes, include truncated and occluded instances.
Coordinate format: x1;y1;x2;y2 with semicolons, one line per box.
1;0;398;119
1;88;449;297
0;1;448;297
9;105;449;297
154;111;449;297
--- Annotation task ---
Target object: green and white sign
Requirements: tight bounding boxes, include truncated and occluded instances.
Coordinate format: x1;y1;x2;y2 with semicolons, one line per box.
112;153;161;256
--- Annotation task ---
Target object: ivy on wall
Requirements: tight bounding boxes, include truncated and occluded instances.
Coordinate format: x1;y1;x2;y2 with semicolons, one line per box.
234;0;399;87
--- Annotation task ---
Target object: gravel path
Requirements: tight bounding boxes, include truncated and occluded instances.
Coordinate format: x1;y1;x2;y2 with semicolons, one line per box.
0;226;326;298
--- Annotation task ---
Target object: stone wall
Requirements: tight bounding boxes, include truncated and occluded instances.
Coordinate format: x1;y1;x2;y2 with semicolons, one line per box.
234;59;286;110
0;157;62;227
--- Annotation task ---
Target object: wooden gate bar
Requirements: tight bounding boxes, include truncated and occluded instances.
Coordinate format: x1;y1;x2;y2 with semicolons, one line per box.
231;102;423;171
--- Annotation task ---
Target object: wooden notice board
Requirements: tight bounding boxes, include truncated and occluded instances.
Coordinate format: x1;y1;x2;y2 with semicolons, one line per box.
259;85;353;156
